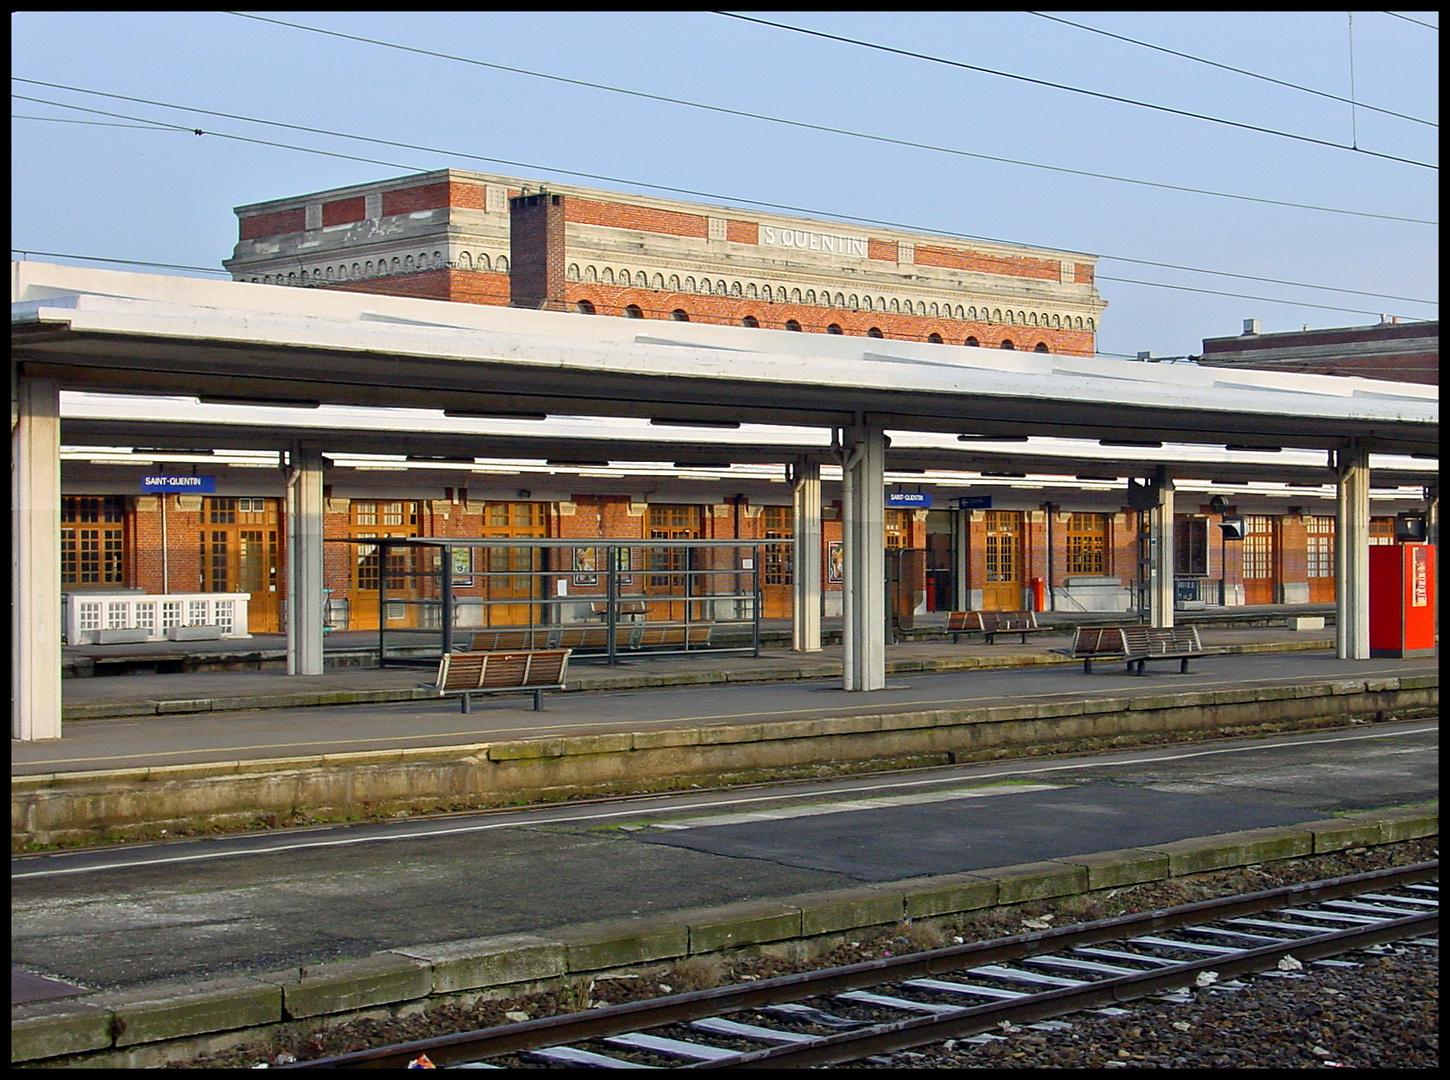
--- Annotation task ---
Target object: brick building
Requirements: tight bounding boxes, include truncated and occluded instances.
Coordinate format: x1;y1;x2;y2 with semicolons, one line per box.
224;169;1106;354
1197;318;1438;386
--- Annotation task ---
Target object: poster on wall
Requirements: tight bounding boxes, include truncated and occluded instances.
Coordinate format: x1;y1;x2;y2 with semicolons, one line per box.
826;540;844;584
573;547;598;586
451;546;473;587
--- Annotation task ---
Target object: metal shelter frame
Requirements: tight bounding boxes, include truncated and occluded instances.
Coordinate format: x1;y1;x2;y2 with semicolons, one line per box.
331;537;774;666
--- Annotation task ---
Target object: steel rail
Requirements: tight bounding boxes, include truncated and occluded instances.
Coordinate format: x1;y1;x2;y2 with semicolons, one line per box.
281;860;1437;1069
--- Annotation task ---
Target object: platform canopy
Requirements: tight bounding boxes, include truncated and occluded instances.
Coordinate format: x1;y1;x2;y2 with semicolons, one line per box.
12;262;1439;456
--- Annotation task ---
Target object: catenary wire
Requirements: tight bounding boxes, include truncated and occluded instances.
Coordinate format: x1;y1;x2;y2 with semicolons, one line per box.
714;11;1438;170
1381;11;1439;31
217;13;1434;227
12;88;1437;311
1026;11;1436;128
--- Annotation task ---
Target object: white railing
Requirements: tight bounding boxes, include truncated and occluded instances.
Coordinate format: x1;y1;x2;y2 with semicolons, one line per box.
63;592;251;644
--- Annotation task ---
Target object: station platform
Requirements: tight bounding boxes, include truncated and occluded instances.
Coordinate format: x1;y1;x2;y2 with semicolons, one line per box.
11;608;1438;1066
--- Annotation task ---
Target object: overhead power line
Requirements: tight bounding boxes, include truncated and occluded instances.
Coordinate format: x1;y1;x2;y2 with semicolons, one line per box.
11;88;1437;313
1382;12;1438;31
217;13;1433;227
713;11;1438;170
1026;11;1436;127
9;248;231;275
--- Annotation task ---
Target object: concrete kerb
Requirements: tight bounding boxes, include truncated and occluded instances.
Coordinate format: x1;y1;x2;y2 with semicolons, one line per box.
14;675;1438;850
12;806;1436;1067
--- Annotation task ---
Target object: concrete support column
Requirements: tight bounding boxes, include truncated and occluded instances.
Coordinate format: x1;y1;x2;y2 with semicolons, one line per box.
791;456;822;652
285;445;326;675
12;375;62;740
1149;475;1175;628
840;423;886;691
1335;446;1370;660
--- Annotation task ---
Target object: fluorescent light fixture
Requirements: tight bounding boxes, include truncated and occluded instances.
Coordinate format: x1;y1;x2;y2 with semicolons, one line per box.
444;409;548;421
649;418;742;429
198;395;321;408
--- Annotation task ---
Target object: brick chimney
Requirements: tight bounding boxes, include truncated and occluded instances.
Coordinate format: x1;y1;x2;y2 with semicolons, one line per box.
509;192;566;310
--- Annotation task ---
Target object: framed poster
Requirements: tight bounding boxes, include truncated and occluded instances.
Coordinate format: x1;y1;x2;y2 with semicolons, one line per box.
573;546;598;586
826;540;844;584
613;546;633;586
450;546;473;587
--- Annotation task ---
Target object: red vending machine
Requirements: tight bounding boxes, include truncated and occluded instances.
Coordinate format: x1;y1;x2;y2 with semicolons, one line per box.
1368;542;1436;658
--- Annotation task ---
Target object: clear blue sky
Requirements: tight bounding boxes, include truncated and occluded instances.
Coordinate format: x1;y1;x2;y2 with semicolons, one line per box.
11;10;1438;360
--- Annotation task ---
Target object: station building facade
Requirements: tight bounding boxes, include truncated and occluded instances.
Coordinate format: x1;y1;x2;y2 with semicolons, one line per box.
53;173;1430;636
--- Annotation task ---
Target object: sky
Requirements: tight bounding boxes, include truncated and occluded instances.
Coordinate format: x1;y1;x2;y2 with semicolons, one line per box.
10;10;1439;362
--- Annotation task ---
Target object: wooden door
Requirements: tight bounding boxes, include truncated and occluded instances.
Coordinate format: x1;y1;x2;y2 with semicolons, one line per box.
347;501;421;630
478;501;548;626
1306;515;1335;602
982;510;1023;610
761;505;793;619
646;504;703;621
1242;514;1278;605
201;497;282;633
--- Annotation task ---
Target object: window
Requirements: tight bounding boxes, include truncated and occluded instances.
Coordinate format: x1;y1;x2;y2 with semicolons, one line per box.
965;336;979;347
826;324;843;334
927;333;943;343
352;501;417;528
61;495;126;585
1175;516;1209;576
1034;342;1050;352
1000;339;1015;350
741;315;759;327
625;304;644;319
1307;516;1334;578
671;309;690;322
885;509;911;548
784;319;802;331
867;327;884;338
1369;517;1396;545
575;300;595;314
1065;512;1109;574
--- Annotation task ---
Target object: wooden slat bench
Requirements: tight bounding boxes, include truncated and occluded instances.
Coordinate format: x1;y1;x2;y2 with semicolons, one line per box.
1056;625;1217;675
946;610;1050;645
430;649;571;712
632;624;712;650
553;625;639;651
468;628;550;651
589;600;648;621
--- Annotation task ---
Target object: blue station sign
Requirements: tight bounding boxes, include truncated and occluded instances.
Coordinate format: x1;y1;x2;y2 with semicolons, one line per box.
886;492;933;508
955;495;994;510
141;475;216;493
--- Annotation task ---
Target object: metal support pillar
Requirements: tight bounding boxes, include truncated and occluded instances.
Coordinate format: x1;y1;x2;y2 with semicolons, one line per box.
840;423;887;691
790;456;822;652
285;444;326;675
1334;445;1370;660
1149;473;1175;628
12;374;62;740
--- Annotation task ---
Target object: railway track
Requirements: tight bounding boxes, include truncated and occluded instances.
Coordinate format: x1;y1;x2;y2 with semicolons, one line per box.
282;861;1437;1069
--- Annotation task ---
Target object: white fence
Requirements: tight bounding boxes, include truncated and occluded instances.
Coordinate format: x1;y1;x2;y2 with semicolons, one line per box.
63;592;251;644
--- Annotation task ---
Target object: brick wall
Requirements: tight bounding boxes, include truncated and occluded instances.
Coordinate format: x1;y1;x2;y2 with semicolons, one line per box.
915;245;1062;282
563;284;1094;354
238;208;306;241
565;197;709;239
